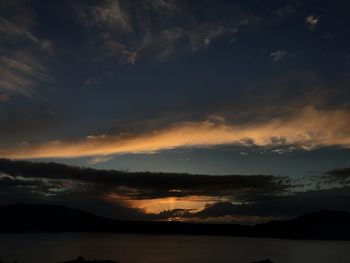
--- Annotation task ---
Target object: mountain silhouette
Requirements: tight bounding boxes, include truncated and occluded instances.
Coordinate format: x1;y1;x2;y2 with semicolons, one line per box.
1;204;349;240
252;209;350;240
0;204;112;232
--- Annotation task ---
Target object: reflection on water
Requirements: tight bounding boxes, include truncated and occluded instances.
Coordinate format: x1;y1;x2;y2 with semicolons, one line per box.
0;233;349;263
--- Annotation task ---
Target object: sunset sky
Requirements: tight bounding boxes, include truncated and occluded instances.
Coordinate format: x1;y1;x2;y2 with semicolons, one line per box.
1;0;350;222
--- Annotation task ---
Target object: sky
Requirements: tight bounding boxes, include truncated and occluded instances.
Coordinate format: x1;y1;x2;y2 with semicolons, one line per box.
1;0;350;223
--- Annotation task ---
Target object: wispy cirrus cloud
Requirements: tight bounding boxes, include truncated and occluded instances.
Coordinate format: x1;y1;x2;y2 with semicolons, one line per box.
75;0;253;64
0;52;51;97
77;0;132;33
270;50;288;61
0;3;53;98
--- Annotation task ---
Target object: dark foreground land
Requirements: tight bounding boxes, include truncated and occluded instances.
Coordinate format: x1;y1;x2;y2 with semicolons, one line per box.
60;256;273;263
1;204;350;240
58;257;273;263
0;257;274;263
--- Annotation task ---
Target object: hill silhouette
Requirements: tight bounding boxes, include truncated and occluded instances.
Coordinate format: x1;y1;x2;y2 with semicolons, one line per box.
0;204;349;240
252;209;350;240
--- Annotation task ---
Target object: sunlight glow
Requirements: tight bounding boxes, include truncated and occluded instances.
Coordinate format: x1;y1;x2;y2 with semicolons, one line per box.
1;106;350;159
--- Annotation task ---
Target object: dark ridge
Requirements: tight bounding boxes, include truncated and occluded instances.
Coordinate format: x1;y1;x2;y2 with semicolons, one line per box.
1;204;350;240
0;204;112;232
252;209;350;240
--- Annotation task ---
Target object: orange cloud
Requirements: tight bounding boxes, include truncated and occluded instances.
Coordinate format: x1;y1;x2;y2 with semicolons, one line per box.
104;193;221;214
130;196;222;214
1;106;350;159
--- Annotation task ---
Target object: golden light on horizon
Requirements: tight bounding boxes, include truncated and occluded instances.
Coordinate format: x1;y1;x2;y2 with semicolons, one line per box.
129;196;221;214
1;106;350;159
103;193;222;214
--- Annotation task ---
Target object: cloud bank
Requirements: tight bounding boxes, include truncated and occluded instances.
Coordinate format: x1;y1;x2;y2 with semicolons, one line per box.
1;159;350;222
1;105;350;159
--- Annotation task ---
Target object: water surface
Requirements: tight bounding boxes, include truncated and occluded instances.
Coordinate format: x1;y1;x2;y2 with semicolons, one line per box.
0;233;349;263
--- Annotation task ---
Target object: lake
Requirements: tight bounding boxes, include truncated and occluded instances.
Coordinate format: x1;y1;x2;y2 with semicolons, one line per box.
0;233;349;263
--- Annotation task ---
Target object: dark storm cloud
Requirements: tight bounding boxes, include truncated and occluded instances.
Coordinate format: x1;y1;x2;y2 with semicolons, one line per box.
156;208;195;220
322;167;350;185
304;166;350;188
164;186;350;220
0;158;290;200
0;181;149;220
1;159;350;222
0;158;292;220
0;163;152;220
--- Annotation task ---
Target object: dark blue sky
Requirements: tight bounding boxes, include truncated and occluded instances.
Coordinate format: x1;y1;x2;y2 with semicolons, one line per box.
1;0;350;221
